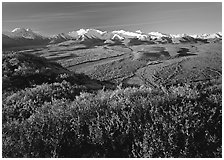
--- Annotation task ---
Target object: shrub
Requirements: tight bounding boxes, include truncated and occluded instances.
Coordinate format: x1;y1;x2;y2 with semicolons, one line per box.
3;81;86;122
2;51;84;90
2;84;222;158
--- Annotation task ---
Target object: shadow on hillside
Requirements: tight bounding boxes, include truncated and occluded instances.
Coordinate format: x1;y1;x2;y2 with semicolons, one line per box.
134;50;171;61
175;48;197;57
74;72;117;91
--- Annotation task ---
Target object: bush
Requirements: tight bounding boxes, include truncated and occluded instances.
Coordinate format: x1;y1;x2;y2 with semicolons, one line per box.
2;51;85;90
3;81;86;122
2;84;222;157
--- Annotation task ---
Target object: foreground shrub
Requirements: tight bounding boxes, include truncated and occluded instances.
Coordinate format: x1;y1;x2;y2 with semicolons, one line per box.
2;84;221;158
3;81;86;122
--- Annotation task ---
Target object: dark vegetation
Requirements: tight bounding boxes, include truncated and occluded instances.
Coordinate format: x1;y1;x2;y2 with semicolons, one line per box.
2;51;99;91
2;51;222;158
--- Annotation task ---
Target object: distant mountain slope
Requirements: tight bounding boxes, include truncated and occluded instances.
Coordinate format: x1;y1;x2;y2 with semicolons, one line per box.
3;28;50;48
50;33;73;44
2;27;222;49
2;34;20;47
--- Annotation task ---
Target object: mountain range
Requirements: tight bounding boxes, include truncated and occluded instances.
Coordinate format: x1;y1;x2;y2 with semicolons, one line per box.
2;28;222;48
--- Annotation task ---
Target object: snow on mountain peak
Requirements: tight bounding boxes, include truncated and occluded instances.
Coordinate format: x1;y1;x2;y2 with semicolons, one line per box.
112;30;147;39
148;32;168;38
26;28;33;32
92;29;107;35
170;33;189;38
136;30;142;34
217;32;222;36
12;28;22;32
194;33;222;39
170;34;181;38
68;28;107;40
75;28;106;36
12;28;33;33
76;29;88;36
111;34;124;40
10;27;43;39
189;34;199;38
112;30;136;36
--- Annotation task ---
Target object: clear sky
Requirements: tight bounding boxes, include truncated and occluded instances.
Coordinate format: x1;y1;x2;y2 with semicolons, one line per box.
2;2;222;36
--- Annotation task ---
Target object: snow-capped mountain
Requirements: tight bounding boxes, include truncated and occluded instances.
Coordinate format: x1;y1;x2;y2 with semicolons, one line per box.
217;32;222;37
171;34;196;44
50;33;73;44
112;30;148;40
12;28;35;39
170;34;189;38
148;32;170;39
190;32;222;39
2;27;222;48
111;34;125;41
135;30;143;34
201;33;222;39
5;28;47;39
68;28;107;40
2;28;50;48
49;28;222;45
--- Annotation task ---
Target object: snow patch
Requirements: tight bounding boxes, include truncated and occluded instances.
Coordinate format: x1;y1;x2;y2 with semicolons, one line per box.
136;30;142;34
112;30;148;39
149;32;168;38
111;34;124;40
12;28;22;32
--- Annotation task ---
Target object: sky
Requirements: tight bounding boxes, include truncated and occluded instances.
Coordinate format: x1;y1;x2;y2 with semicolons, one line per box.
2;2;222;36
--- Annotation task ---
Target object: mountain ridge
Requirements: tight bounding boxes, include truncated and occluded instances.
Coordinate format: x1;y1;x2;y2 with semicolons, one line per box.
3;27;222;49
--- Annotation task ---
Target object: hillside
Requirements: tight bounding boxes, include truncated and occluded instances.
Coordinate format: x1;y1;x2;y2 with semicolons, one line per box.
2;51;114;92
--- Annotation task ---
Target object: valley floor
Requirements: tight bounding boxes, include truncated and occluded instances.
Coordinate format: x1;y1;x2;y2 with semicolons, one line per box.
18;42;222;88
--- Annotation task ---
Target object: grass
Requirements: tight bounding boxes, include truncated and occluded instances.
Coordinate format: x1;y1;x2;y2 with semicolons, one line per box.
86;58;146;83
